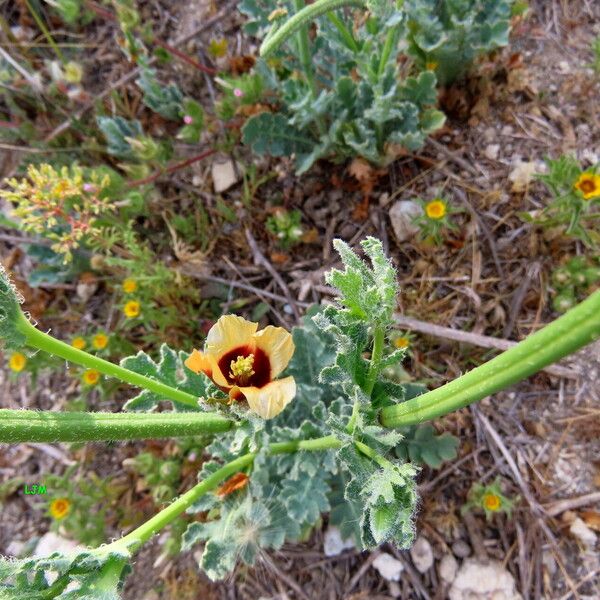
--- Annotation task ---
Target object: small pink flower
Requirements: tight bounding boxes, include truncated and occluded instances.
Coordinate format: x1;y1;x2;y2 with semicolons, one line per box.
183;115;194;125
83;183;96;193
233;88;244;98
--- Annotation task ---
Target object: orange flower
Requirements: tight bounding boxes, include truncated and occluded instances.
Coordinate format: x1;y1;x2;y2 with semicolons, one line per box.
82;369;100;386
216;472;250;497
482;493;502;512
122;278;137;293
8;352;27;372
425;199;447;220
185;315;296;419
123;300;141;318
71;336;86;350
393;337;410;349
92;332;109;350
574;172;600;200
49;497;71;520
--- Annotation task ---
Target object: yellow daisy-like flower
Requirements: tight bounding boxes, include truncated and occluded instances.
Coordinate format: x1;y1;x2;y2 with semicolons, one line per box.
122;278;137;294
393;337;410;349
425;199;447;220
573;172;600;200
8;352;27;373
49;497;71;520
185;315;296;420
92;333;109;350
71;336;86;350
82;369;100;386
123;300;141;318
482;493;502;512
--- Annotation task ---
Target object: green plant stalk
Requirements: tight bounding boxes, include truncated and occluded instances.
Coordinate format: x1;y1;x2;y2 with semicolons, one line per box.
292;0;325;136
365;324;385;395
0;410;232;443
380;290;600;428
24;0;65;62
260;0;366;58
101;434;342;554
15;312;199;409
326;11;360;53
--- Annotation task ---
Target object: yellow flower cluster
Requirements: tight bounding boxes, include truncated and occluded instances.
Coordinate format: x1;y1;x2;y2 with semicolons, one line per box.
82;369;100;386
123;300;141;318
0;164;114;262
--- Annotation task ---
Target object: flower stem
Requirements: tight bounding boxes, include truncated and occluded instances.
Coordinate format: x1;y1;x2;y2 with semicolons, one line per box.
102;434;342;554
260;0;366;58
365;324;385;395
15;312;199;409
0;410;232;443
380;290;600;428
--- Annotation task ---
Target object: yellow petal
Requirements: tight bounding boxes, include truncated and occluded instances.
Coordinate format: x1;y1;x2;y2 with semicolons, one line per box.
205;315;258;358
253;325;295;378
184;349;212;376
241;376;296;419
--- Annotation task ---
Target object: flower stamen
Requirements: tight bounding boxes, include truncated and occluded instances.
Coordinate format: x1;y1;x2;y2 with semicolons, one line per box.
230;354;255;385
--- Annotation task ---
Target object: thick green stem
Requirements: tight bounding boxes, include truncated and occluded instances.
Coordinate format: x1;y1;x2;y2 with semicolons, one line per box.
0;410;232;443
291;0;325;135
380;290;600;428
260;0;366;58
365;324;385;395
15;312;199;409
101;434;342;554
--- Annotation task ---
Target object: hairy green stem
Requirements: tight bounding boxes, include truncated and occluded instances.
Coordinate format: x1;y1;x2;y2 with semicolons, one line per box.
365;324;385;395
291;0;325;135
326;11;360;53
102;434;342;554
15;312;199;409
380;290;600;428
0;410;232;443
260;0;366;58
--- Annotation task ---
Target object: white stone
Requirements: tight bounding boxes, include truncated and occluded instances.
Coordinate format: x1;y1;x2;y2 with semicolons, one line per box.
508;161;537;193
449;559;522;600
410;536;434;573
33;532;82;558
484;144;500;161
570;518;597;550
372;552;405;582
211;159;239;193
438;553;459;583
5;540;24;557
323;526;355;557
389;200;423;243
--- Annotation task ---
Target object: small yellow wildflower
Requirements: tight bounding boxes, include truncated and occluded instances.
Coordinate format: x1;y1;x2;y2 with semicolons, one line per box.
122;278;137;294
71;337;86;350
49;498;71;520
426;61;438;71
482;493;502;512
82;369;100;386
574;172;600;200
425;199;447;220
208;38;228;58
92;333;109;350
8;352;27;373
393;337;410;349
123;300;141;318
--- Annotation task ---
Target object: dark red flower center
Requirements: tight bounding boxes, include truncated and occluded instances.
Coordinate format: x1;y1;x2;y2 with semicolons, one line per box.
218;345;271;388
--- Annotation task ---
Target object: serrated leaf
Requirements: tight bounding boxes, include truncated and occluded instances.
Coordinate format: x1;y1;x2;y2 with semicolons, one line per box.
121;344;210;412
280;475;330;525
97;116;143;159
242;112;313;157
394;424;459;469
